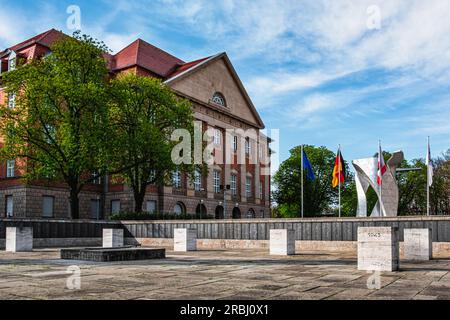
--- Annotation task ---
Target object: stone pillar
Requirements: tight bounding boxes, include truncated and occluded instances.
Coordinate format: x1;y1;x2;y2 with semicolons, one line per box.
103;229;124;248
174;228;197;252
404;228;432;261
6;227;33;252
358;227;399;271
270;229;295;256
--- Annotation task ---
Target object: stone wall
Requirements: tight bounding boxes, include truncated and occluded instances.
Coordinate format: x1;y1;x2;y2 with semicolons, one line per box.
0;218;121;239
121;216;450;242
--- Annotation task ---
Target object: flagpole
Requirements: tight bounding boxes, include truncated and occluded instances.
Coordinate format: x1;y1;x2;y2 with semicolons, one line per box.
338;144;341;218
427;136;430;216
379;140;384;217
301;144;304;219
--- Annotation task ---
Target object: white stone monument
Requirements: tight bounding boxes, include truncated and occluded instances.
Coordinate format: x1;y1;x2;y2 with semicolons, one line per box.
270;229;295;256
6;227;33;252
102;229;124;248
174;228;197;252
353;151;404;217
404;228;432;261
358;227;399;271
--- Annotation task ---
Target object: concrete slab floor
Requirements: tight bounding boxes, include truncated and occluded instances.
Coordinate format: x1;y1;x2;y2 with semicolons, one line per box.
0;248;449;300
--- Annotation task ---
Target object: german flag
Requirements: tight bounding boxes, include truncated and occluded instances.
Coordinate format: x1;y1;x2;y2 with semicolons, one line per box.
332;147;345;188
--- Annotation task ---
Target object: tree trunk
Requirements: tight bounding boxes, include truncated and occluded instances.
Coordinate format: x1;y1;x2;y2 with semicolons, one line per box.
69;187;80;219
133;187;146;213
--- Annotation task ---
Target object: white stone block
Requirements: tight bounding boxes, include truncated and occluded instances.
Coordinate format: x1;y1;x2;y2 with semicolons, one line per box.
102;229;124;248
404;228;432;261
174;228;197;252
270;229;295;255
6;227;33;252
358;227;399;272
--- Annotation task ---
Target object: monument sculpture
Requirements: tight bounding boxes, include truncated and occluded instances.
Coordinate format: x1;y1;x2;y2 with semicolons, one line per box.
352;151;404;217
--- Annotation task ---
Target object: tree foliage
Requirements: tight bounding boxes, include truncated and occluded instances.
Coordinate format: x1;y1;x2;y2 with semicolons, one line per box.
273;145;351;217
109;74;195;212
0;32;110;219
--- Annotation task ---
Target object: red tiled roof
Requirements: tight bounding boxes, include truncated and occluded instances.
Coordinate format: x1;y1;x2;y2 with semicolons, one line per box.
0;29;65;58
166;56;211;79
1;29;212;81
113;39;185;77
10;29;64;51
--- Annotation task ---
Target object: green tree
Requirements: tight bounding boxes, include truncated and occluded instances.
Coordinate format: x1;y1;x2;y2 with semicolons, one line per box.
0;32;110;219
109;74;196;212
273;145;351;217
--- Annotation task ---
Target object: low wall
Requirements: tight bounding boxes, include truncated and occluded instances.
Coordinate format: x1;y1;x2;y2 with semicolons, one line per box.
126;238;450;258
1;216;450;255
0;238;101;249
121;216;450;242
0;218;122;239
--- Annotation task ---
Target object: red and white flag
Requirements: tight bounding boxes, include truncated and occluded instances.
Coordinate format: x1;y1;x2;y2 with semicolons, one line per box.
377;143;387;185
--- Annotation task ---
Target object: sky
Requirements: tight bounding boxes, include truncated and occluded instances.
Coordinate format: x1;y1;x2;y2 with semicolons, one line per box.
1;0;450;173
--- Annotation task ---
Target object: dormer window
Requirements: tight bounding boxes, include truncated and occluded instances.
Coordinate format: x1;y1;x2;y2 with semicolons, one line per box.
8;51;17;71
212;92;226;107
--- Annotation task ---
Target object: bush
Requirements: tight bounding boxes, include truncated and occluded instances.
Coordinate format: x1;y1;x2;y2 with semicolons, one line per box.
109;211;214;221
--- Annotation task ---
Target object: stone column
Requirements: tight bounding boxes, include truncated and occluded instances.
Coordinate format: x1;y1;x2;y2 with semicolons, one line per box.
6;227;33;252
270;229;295;255
404;228;432;261
357;227;399;271
103;229;124;248
174;228;197;252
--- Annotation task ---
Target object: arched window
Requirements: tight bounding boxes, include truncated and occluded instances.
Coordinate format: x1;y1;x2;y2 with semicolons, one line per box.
247;208;255;219
212;92;226;107
173;202;186;215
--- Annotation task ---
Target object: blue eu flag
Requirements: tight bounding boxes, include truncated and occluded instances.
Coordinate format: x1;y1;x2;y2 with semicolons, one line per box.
302;150;316;181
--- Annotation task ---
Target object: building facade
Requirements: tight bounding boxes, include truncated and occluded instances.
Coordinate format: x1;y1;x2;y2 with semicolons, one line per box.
0;29;271;220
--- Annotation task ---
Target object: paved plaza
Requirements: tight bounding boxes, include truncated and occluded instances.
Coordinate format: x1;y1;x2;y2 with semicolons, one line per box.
0;248;449;300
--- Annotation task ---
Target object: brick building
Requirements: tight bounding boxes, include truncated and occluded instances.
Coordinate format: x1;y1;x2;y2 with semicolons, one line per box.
0;29;271;220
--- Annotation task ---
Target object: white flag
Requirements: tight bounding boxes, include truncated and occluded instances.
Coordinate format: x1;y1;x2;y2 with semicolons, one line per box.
426;139;433;187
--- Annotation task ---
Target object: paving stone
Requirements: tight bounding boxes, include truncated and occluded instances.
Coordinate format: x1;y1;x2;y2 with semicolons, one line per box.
0;248;449;300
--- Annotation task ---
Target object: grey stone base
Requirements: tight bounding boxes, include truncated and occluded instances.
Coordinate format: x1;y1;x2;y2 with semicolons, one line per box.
60;247;166;262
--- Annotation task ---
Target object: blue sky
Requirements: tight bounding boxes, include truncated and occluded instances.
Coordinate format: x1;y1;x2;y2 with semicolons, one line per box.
1;0;450;172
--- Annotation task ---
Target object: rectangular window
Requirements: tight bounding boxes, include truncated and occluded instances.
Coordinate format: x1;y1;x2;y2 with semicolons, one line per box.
259;183;263;199
246;177;252;198
5;195;13;217
42;196;54;218
231;175;237;196
233;136;238;152
259;144;264;159
194;170;202;191
245;138;251;155
90;199;100;220
111;200;121;214
172;170;181;188
146;200;157;214
6;160;15;178
8;93;15;109
213;170;221;193
213;128;221;145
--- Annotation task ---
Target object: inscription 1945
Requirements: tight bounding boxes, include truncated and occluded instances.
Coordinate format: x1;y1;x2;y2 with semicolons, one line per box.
368;232;382;238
